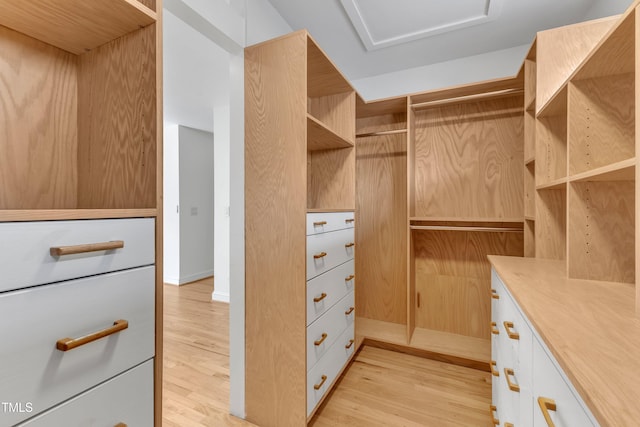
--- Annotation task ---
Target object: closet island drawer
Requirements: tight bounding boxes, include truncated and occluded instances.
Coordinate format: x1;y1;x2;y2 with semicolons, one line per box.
18;360;153;427
307;228;355;280
307;259;355;325
0;266;155;426
306;212;355;236
0;218;155;293
307;291;355;368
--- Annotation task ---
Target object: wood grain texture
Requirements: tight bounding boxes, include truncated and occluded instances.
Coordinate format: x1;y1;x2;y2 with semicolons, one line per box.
524;109;536;162
307;115;353;151
524;162;536;219
308;92;355;144
307;35;352;98
524;59;537;111
413;96;524;219
407;101;416;341
0;0;156;55
310;346;492;427
535;95;567;186
307;147;356;210
535;187;566;260
0;25;77;210
138;0;157;12
0;209;156;222
356;96;407;119
637;4;640;316
413;230;523;339
244;31;307;426
569;158;635;182
536;16;617;114
356;113;406;134
524;219;535;257
77;25;157;209
410;76;522;106
568;181;635;283
355;132;407;324
568;74;635;175
489;255;640;427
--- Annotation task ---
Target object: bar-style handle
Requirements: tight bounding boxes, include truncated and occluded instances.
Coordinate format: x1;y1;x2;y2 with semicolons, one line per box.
313;252;327;259
538;397;557;427
505;424;514;427
491;321;499;335
490;360;499;377
313;221;327;226
345;307;355;315
504;368;520;392
345;242;355;248
115;424;128;427
314;375;327;390
345;218;354;223
503;321;520;340
313;293;327;303
491;289;500;299
345;339;354;349
490;405;499;426
345;274;355;282
56;320;128;351
50;240;124;257
314;333;328;346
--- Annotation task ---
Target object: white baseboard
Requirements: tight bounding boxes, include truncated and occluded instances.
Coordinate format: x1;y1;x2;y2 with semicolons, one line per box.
179;269;215;285
164;275;180;286
212;290;230;303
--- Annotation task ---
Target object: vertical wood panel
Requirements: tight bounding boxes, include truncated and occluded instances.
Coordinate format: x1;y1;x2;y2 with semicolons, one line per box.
536;112;567;185
244;32;307;427
0;25;77;209
308;92;355;143
636;5;640;315
307;147;355;210
535;188;566;260
407;102;416;341
77;25;156;209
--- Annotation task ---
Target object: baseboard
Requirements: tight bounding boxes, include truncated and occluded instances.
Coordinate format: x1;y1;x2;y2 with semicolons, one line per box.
164;275;180;286
212;289;230;303
178;270;214;286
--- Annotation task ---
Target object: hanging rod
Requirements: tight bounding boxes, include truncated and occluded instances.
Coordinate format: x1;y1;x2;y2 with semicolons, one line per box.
356;129;408;138
411;88;524;110
410;225;523;233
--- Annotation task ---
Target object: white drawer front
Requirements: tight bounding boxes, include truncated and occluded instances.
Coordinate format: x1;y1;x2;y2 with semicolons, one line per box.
306;212;354;236
17;360;154;427
307;325;355;416
307;259;355;326
307;291;355;369
0;218;155;293
307;228;355;280
0;267;155;426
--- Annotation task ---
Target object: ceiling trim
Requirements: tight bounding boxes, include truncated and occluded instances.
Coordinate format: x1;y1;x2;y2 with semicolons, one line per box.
341;0;505;51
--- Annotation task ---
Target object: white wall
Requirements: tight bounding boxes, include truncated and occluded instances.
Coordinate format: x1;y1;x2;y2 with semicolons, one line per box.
583;0;632;20
179;125;215;284
163;124;181;284
246;0;292;46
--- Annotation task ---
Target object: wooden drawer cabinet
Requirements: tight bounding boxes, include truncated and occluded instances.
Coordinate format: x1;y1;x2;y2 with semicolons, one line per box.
0;266;155;426
17;360;154;427
0;218;155;293
306;259;355;325
306;212;355;236
306;228;355;280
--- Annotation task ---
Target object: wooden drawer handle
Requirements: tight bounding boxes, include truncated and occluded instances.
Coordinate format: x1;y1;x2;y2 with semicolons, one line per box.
313;221;327;226
115;424;127;427
314;252;327;259
314;333;328;346
538;397;557;426
491;289;499;299
314;375;327;390
490;405;499;426
345;218;354;223
490;360;499;377
505;424;514;427
345;274;355;282
504;368;520;392
503;321;520;340
50;240;124;257
345;339;354;349
56;319;128;351
491;321;499;335
345;242;355;248
313;293;327;303
345;306;355;315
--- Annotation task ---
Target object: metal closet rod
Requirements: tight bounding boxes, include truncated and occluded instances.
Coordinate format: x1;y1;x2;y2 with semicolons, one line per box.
411;88;524;110
410;225;523;233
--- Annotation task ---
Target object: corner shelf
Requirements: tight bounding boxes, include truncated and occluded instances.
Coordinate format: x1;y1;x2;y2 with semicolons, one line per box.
568;158;635;183
307;114;354;151
0;0;157;55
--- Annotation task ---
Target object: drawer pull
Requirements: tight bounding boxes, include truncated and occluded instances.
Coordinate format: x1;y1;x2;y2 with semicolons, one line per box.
345;242;355;248
345;339;355;349
538;397;557;427
490;360;499;377
314;375;328;390
313;221;327;226
490;322;499;335
491;289;499;299
313;293;328;303
503;321;520;340
115;424;127;427
345;218;355;223
504;368;520;392
314;252;327;259
345;306;355;315
490;405;499;425
345;274;355;282
56;319;128;351
505;424;514;427
50;240;124;257
314;333;328;346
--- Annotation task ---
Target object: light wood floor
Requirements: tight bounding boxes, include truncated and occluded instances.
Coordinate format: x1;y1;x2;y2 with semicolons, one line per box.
163;278;493;426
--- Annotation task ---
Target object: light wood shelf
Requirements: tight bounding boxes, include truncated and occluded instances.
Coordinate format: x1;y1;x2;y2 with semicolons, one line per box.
536;177;567;190
524;162;536;218
0;0;156;55
535;187;566;260
409;327;490;365
0;209;157;222
410;217;524;224
536;87;567;186
307;208;355;213
524;217;536;257
524;109;536;162
307;114;354;151
568;158;635;183
524;216;536;222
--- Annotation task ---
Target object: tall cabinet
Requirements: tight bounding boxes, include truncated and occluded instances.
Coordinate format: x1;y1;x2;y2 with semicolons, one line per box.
245;30;356;426
0;1;163;425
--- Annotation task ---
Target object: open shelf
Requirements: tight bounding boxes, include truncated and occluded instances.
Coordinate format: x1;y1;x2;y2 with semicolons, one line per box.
524;109;536;162
0;0;156;55
410;328;490;365
357;317;407;345
524;59;537;112
0;208;157;222
410;217;524;225
536;177;567;190
524;218;536;257
536;86;567;187
535;186;566;260
568;181;635;284
307;114;353;151
569;158;635;183
524;162;536;218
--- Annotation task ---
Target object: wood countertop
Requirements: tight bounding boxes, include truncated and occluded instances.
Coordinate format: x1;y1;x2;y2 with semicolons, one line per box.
488;255;640;427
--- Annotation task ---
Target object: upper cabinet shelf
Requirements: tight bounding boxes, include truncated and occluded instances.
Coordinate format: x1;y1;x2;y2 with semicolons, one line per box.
0;0;156;54
307;114;354;151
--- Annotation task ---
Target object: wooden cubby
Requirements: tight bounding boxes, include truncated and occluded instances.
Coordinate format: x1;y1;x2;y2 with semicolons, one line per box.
536;87;567;188
535;187;567;260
